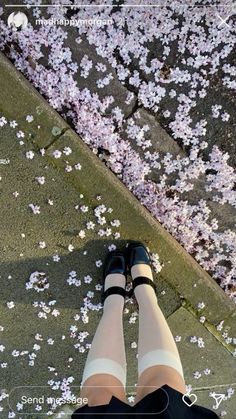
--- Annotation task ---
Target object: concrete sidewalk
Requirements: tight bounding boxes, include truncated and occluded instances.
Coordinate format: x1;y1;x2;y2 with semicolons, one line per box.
0;53;235;418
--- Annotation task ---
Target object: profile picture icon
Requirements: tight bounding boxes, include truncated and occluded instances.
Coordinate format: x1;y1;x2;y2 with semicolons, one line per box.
7;11;28;30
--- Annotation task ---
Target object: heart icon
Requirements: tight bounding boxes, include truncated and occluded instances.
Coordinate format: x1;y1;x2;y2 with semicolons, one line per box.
182;392;198;407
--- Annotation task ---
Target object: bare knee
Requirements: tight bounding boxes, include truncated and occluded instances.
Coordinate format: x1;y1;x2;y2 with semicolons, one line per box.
80;374;127;406
135;366;186;403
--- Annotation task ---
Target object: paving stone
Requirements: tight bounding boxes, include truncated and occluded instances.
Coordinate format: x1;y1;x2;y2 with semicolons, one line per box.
64;32;137;118
122;108;184;156
0;53;69;149
215;310;236;350
120;107;185;183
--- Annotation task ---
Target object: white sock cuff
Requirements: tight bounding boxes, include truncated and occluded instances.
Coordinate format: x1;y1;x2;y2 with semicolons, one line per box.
81;358;127;388
138;349;184;379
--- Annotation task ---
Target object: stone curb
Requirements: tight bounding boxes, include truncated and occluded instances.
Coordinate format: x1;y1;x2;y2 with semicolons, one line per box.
0;52;235;333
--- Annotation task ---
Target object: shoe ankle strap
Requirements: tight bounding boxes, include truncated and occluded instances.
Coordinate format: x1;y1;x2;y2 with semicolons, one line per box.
133;276;157;292
102;286;126;304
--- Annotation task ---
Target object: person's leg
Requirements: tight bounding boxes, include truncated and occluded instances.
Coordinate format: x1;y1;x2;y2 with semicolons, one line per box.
80;273;127;407
132;264;186;404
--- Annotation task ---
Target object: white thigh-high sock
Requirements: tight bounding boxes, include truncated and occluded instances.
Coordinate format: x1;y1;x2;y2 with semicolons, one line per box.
132;265;184;380
80;274;127;389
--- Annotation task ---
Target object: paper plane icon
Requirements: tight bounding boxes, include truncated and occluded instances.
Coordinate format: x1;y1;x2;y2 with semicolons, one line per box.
209;392;226;409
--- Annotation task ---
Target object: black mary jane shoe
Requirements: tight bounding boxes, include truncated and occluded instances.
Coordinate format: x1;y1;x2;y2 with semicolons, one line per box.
125;241;157;299
101;250;127;305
